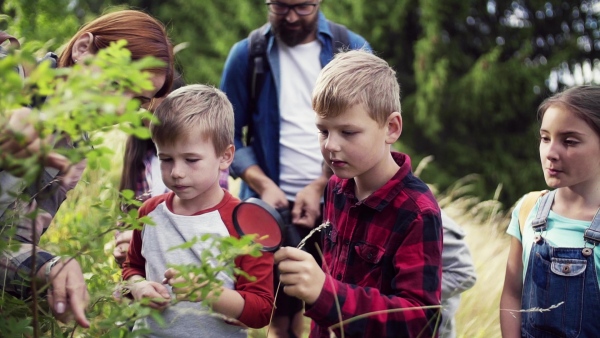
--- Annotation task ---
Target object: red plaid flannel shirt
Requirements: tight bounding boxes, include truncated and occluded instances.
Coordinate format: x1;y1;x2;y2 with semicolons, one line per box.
305;152;443;338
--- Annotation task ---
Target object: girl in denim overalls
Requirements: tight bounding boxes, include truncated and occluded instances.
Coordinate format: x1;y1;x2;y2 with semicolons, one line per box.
500;85;600;338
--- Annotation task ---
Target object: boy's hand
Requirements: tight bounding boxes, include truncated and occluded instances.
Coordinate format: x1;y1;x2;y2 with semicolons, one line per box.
274;247;325;305
113;230;133;267
127;279;171;310
163;268;212;302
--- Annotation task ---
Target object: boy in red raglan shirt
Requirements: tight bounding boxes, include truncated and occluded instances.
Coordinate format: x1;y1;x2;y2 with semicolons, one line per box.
122;84;273;337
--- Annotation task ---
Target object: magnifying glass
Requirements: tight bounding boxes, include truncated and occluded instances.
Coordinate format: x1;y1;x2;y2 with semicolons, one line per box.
232;197;295;252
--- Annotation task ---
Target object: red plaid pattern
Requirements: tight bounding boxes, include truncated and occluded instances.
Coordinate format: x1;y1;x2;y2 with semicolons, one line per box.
305;152;443;338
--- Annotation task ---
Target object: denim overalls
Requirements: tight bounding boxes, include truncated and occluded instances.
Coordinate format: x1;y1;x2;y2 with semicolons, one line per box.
521;190;600;337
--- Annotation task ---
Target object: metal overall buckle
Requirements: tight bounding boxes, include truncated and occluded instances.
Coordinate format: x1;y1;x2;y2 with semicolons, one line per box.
582;242;595;257
533;230;545;244
531;219;546;244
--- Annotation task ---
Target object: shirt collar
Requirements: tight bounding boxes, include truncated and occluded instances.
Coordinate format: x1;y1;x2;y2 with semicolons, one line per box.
315;11;333;43
334;152;412;211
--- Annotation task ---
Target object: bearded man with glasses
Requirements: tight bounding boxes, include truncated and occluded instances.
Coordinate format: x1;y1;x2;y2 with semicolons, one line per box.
220;1;370;337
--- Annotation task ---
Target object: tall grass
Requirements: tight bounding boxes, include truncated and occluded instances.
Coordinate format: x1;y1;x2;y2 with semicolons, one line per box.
42;130;511;337
437;181;510;338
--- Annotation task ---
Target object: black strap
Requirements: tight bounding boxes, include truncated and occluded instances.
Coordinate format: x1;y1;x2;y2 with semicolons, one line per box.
249;24;269;101
246;24;269;145
328;21;350;53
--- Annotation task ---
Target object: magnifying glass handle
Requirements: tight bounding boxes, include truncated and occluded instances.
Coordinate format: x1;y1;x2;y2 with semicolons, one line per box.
276;208;302;248
284;223;302;248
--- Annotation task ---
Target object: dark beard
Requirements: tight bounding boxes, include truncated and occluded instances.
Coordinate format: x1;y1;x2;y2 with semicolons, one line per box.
271;16;318;47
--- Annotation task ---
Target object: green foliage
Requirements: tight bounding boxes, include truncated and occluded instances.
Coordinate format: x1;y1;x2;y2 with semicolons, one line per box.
327;0;596;206
4;2;600;336
1;0;81;51
162;234;261;304
124;0;585;205
1;39;265;337
1;40;160;176
0;304;34;337
324;0;598;205
9;0;598;207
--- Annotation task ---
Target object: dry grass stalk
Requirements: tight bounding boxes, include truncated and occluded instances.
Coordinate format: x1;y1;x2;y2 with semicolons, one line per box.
501;301;565;318
314;244;344;338
297;221;330;250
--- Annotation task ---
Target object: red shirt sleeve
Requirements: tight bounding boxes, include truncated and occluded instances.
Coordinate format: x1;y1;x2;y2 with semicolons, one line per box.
221;192;274;328
234;251;274;328
121;195;167;280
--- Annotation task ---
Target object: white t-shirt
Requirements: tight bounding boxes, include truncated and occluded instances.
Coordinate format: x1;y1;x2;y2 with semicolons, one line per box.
277;39;323;200
150;154;168;196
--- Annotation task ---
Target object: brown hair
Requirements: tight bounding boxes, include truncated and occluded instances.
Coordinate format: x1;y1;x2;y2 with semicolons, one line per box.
119;72;186;201
58;10;174;98
151;84;234;155
312;49;401;126
538;85;600;138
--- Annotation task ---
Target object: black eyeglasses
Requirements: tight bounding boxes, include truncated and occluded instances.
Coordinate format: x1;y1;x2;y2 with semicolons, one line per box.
266;2;318;16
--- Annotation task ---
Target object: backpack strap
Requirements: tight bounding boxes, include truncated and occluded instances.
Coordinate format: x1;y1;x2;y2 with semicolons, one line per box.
518;190;549;235
246;24;270;146
328;21;350;53
248;24;269;102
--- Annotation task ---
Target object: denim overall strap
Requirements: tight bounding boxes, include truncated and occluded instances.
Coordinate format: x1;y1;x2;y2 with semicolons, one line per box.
583;208;600;246
530;190;556;233
520;191;600;338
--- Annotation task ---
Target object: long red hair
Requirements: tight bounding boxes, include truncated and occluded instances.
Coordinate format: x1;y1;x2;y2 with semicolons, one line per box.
59;10;174;98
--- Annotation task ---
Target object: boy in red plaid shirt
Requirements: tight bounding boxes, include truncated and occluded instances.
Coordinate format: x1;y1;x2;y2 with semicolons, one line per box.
274;50;443;338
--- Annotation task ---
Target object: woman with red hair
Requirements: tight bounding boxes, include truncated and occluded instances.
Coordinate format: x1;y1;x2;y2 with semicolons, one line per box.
0;9;174;329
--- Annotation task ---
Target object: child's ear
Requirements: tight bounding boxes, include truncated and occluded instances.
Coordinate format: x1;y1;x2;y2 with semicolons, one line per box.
219;144;235;170
71;32;94;62
385;111;402;144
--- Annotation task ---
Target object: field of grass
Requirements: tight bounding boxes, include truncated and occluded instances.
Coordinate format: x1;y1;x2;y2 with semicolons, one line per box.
40;129;512;337
439;191;509;338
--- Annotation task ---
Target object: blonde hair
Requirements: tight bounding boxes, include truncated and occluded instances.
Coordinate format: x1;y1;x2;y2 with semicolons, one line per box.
312;49;400;126
150;84;234;155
